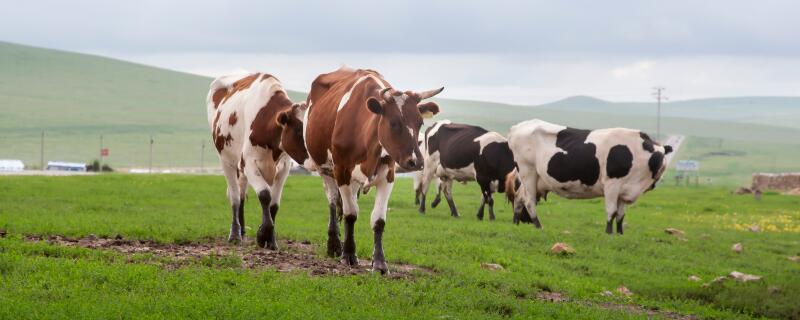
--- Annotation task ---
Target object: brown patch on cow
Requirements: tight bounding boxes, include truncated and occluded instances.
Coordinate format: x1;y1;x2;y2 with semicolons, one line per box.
211;111;234;152
228;112;238;126
260;73;276;82
212;88;228;109
249;91;294;152
220;73;260;105
24;235;429;278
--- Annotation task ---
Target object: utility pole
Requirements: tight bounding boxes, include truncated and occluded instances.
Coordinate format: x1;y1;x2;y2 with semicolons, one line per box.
652;87;667;141
149;135;154;174
40;130;44;170
99;134;104;172
200;140;205;173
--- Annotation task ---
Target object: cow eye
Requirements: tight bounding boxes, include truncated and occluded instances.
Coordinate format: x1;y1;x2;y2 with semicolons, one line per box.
390;121;400;129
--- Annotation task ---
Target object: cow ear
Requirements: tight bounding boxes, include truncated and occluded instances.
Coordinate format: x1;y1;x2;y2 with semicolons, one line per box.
664;145;673;154
277;111;290;126
418;101;440;119
367;97;383;115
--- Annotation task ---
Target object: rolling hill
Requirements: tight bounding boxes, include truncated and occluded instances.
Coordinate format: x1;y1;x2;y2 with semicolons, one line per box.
538;95;800;129
1;41;799;184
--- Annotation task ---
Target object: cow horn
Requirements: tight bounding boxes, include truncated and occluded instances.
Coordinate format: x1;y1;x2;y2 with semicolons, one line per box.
380;87;393;101
418;87;444;100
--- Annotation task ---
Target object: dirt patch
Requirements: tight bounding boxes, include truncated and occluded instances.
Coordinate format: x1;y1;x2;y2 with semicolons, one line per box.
24;235;428;279
782;188;800;196
531;291;697;320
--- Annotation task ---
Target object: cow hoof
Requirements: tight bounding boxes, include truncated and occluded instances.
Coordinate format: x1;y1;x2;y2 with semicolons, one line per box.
418;207;425;214
342;253;359;266
256;225;277;250
532;217;542;229
371;260;389;275
227;234;242;244
476;214;484;221
327;239;343;258
431;198;441;208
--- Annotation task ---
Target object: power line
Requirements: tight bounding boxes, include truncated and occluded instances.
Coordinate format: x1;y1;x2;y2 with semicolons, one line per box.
652;87;668;141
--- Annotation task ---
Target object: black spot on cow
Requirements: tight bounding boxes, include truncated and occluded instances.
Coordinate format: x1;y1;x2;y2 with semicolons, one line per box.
606;144;633;178
546;128;600;186
640;132;656;152
648;151;664;178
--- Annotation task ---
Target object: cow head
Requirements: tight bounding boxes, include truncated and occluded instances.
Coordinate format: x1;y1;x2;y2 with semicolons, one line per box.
647;144;673;191
277;102;309;164
366;87;443;170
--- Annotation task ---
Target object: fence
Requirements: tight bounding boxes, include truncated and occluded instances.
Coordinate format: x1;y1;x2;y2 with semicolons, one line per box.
0;130;222;173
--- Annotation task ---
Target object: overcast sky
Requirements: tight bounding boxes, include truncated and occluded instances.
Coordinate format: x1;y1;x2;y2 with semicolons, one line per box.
2;0;799;104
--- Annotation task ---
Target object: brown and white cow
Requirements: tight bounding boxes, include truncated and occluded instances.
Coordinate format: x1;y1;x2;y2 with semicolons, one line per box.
206;72;307;248
507;119;672;234
302;67;442;273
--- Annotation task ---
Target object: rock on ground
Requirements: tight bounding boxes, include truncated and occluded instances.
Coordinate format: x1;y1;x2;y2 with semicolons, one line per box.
480;263;504;271
550;242;576;255
665;228;685;237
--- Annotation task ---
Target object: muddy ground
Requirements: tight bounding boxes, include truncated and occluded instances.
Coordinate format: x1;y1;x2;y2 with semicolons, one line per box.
23;235;427;279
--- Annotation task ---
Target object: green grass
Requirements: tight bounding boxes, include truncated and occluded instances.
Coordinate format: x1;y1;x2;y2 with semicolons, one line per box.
1;175;799;319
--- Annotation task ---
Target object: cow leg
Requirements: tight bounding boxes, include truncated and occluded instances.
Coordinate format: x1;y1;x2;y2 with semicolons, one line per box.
338;182;361;266
441;179;458;217
322;175;343;257
369;166;393;274
222;164;243;243
264;157;291;244
616;203;626;235
604;192;620;235
243;157;281;250
413;171;422;206
476;180;492;221
515;167;542;228
476;196;486;220
237;173;248;237
487;195;496;221
431;180;443;208
417;169;436;214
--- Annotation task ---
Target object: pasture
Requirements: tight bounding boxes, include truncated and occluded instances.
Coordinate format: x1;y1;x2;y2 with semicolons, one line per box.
1;174;798;319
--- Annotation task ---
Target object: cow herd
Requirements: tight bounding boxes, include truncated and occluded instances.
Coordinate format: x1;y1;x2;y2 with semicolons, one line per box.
206;67;673;274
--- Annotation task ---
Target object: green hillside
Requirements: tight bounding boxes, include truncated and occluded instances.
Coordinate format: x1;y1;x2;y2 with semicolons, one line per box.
0;41;304;168
1;41;798;185
539;95;800;129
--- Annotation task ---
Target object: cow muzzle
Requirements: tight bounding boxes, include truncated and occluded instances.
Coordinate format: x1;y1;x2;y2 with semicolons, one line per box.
399;148;423;171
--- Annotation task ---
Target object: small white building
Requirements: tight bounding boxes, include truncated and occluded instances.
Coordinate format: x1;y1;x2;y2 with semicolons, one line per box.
46;161;87;172
0;159;25;172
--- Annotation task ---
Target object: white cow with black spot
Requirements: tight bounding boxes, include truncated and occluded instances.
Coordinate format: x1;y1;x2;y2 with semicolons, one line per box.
506;119;672;234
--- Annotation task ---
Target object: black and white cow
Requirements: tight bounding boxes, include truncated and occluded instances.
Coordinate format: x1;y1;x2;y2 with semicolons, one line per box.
417;120;516;220
507;119;672;234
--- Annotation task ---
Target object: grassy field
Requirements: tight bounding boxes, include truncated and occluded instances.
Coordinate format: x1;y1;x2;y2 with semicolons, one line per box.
1;174;799;319
668;137;800;186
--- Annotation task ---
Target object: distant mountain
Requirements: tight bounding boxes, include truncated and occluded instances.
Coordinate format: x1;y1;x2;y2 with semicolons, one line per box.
535;95;800;129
